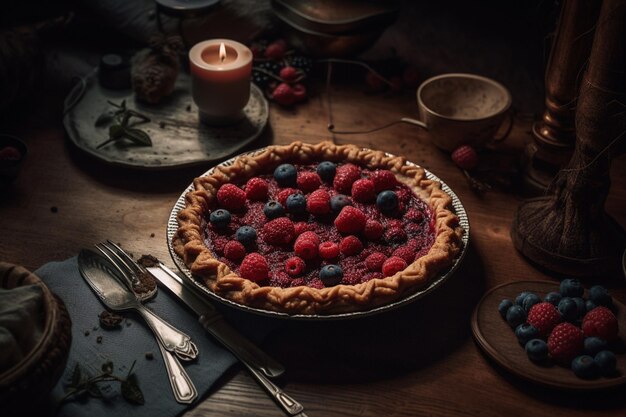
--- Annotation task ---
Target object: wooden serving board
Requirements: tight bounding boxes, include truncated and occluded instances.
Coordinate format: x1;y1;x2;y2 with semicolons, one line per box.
472;280;626;390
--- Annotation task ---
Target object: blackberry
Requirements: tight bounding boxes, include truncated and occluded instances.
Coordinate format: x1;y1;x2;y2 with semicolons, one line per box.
286;54;313;75
252;61;282;89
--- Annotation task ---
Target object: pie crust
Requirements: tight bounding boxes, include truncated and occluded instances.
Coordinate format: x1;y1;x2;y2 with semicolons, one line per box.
174;141;464;315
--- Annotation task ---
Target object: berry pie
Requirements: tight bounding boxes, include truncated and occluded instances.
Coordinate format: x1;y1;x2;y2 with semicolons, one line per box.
174;141;464;315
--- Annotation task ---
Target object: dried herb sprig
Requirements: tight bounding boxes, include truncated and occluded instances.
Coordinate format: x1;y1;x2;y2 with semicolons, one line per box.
95;100;153;149
56;360;144;411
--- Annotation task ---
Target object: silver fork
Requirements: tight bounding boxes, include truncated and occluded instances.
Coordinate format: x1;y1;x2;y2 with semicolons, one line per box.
95;242;198;361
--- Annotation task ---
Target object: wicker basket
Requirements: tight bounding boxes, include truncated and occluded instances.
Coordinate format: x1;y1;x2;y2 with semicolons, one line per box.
0;262;72;413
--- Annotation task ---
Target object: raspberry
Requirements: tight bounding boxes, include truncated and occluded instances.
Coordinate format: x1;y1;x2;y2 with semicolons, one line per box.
318;241;340;260
0;146;21;160
290;278;306;287
292;83;307;102
262;217;295;245
272;83;296;106
547;322;584;364
582;306;619;341
342;274;361;286
297;171;322;193
279;66;299;82
239;253;269;282
212;237;228;255
382;256;407;277
387;219;403;229
340;235;363;256
217;184;246;210
392;246;415;264
245;177;268;201
405;208;424;223
308;279;325;289
294;237;318;260
298;231;320;245
334;206;367;234
527;302;562;337
363;219;384;241
385;227;407;243
370;170;397;192
285;256;306;276
351;178;376;203
451;145;479;170
293;221;311;235
333;163;361;194
264;39;287;59
365;252;387;272
307;189;331;215
270;271;292;288
396;188;412;204
277;188;299;206
224;241;246;261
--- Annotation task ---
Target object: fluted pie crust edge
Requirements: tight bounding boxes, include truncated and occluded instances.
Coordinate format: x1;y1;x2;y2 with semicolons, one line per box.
173;141;464;315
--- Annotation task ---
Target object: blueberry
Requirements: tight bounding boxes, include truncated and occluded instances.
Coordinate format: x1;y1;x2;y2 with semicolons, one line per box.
274;163;297;187
525;339;548;362
515;323;539;346
376;190;398;214
585;300;597;312
589;285;612;307
316;161;337;182
560;278;584;297
522;293;541;312
572;297;586;318
515;291;532;306
595;350;617;376
498;299;513;319
571;355;600;379
505;305;527;328
209;209;231;229
544;291;562;306
330;194;352;213
263;200;285;219
558;297;579;322
584;337;608;355
286;193;307;213
235;226;257;247
320;264;343;286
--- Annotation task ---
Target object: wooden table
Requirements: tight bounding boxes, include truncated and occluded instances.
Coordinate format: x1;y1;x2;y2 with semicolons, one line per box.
2;81;625;417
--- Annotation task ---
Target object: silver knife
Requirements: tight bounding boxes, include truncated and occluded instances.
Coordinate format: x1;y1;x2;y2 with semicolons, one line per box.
146;261;285;379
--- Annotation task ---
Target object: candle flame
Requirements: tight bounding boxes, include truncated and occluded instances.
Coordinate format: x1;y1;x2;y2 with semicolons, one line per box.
219;42;226;63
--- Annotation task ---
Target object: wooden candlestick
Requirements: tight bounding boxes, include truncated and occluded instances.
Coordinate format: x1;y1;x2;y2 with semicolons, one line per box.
522;0;601;194
511;0;626;277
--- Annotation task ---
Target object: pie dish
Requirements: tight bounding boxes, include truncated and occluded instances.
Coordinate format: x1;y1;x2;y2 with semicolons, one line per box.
173;141;464;315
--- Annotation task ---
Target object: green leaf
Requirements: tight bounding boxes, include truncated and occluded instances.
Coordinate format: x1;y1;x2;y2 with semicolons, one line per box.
121;373;145;405
108;124;124;140
122;128;152;146
70;363;81;388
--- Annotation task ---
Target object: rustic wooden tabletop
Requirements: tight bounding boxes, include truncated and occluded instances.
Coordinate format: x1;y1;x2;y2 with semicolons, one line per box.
1;80;625;417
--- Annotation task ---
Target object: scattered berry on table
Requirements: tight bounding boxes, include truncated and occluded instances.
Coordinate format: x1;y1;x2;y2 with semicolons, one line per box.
333;163;361;194
279;66;299;82
252;61;281;90
365;252;387;272
558;297;579;322
334;206;367;234
544;291;562;306
263;200;285;219
340;235;363;256
272;82;296;106
506;305;527;329
582;306;619;341
351;178;376;203
320;264;343;286
515;323;539;346
382;256;407;277
297;171;322;193
560;278;584;298
262;217;296;246
571;355;600;379
318;241;340;260
370;169;397;193
286;193;307;214
285;54;313;75
547;322;584;364
527;302;562;337
264;39;287;60
515;291;532;306
217;184;246;210
498;299;514;319
292;83;307;102
274;163;298;187
285;256;306;277
245;177;269;201
224;241;246;261
364;219;384;241
589;285;612;307
209;209;231;229
240;253;269;282
307;189;331;215
525;339;549;362
594;350;617;376
376;190;399;214
236;226;257;247
584;337;608;356
522;293;541;312
451;145;478;170
316;161;336;182
330;194;352;213
277;188;299;206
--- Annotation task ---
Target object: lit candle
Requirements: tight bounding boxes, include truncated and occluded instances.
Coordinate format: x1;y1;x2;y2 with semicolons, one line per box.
189;39;253;125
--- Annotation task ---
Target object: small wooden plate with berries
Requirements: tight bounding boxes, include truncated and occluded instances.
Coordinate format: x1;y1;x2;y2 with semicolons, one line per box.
472;280;626;390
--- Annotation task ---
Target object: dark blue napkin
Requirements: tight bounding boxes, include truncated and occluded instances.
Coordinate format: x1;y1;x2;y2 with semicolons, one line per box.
36;257;278;417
